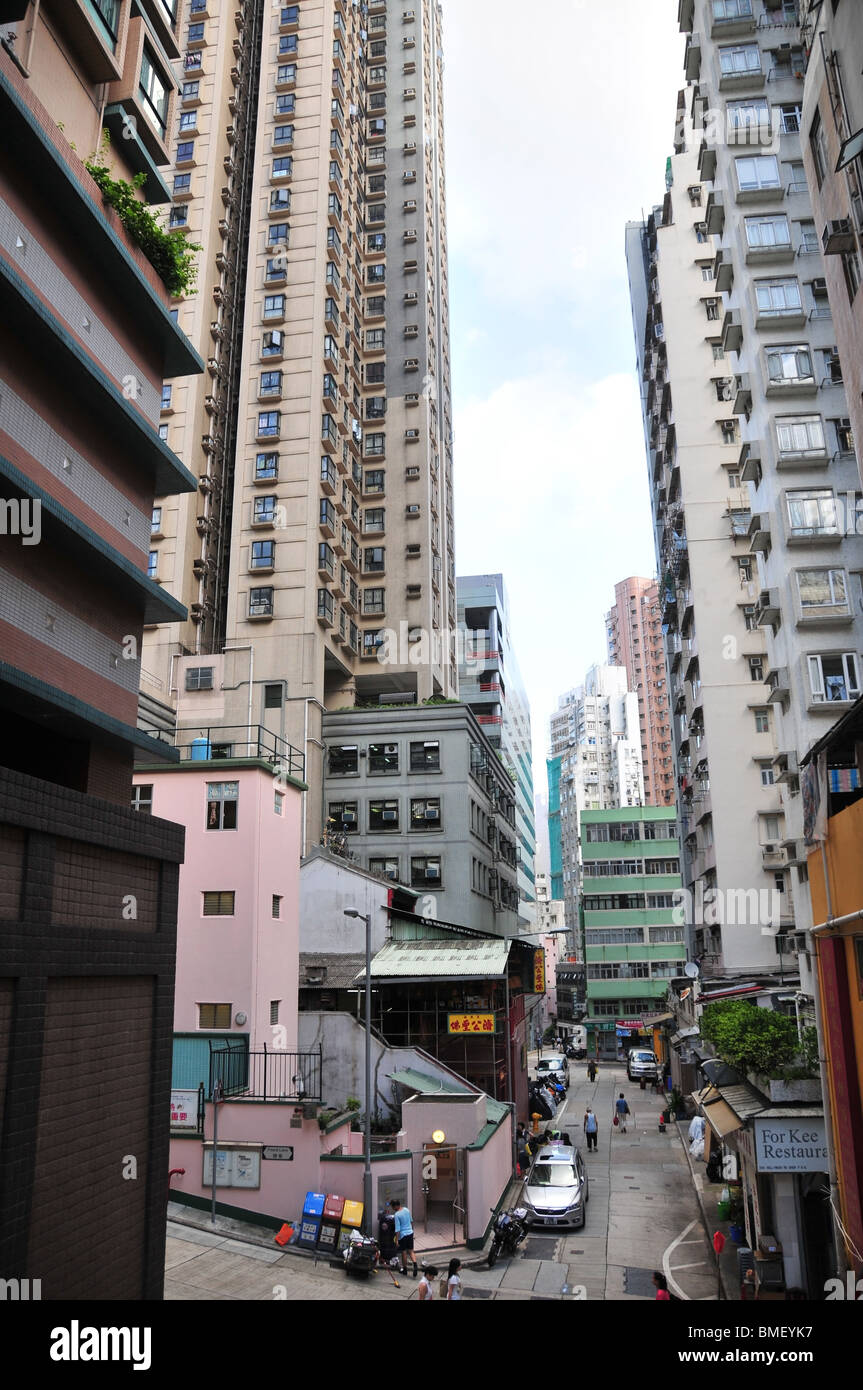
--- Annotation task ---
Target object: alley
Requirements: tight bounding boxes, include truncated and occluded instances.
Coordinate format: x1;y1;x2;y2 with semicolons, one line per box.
166;1063;719;1301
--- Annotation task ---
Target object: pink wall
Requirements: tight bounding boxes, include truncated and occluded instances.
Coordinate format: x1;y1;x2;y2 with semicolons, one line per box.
135;766;301;1052
466;1122;513;1242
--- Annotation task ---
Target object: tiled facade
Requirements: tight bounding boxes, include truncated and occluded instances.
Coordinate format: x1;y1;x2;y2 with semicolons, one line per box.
606;575;675;807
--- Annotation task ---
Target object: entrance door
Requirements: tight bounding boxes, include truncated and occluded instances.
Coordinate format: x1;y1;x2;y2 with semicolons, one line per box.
800;1173;835;1298
422;1142;465;1243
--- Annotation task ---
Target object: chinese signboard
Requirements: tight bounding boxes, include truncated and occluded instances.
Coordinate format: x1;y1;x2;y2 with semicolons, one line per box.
616;1019;644;1031
533;949;546;994
170;1089;199;1130
448;1013;495;1035
753;1118;828;1173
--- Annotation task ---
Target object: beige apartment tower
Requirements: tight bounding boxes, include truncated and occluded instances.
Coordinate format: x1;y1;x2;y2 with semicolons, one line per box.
606;576;675;806
142;0;457;847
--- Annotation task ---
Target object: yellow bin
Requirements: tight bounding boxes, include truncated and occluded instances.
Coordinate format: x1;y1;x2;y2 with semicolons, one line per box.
341;1199;364;1229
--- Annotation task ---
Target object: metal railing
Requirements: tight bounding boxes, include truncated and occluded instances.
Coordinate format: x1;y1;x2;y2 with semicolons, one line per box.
209;1042;323;1103
174;725;305;779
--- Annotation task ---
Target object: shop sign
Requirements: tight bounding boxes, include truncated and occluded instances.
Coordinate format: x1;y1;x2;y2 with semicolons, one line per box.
616;1018;644;1031
170;1089;199;1130
753;1117;828;1173
533;949;546;994
448;1013;495;1034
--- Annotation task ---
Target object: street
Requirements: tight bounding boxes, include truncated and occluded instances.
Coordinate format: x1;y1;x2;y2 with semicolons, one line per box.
165;1062;720;1301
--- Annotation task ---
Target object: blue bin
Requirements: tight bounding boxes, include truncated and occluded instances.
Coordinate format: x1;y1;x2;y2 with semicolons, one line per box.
190;737;211;761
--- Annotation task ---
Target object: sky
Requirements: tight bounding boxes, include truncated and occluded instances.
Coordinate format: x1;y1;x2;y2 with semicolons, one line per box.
440;0;685;814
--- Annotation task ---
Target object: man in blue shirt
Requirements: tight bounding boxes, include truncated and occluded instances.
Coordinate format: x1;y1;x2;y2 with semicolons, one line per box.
390;1199;417;1277
615;1093;631;1135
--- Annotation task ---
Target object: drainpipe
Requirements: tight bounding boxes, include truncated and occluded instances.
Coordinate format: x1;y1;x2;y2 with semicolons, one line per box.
21;0;41;75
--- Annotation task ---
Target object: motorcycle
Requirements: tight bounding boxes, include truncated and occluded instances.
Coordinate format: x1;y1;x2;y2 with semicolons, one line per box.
487;1206;529;1267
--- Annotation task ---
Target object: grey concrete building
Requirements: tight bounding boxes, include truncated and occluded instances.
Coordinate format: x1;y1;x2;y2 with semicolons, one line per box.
321;702;519;936
457;572;537;927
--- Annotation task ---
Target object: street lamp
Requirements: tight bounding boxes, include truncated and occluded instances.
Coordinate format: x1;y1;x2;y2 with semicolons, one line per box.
344;908;373;1236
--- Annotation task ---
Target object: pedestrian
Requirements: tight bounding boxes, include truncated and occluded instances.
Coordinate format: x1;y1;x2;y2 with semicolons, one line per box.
615;1092;631;1135
583;1105;598;1152
418;1265;438;1300
446;1257;463;1300
652;1271;671;1301
587;1060;597;1083
390;1198;417;1277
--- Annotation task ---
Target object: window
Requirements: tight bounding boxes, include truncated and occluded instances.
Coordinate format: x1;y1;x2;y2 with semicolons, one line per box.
364;469;385;493
719;43;761;75
279;33;298;56
185;666;214;691
755;277;801;314
365;328;385;352
273;157;293;178
203;891;235;916
179;111;197;133
786;490;839;538
161;383;173;411
131;784;153;813
808;652;860;703
411;855;441;887
140;46;170;138
269;224;289;248
713;0;753;18
206;782;238;830
411;797;441;828
797;568;849;616
759;761;775;786
188;20;205;42
726;96;769;139
649;926;685;943
270;189;291;212
363;587;386;615
369;743;399;774
272;894;282;918
274;790;284;815
365;362;386;385
367;295;386;317
754;709;770;733
257;411;280;438
370;800;399;830
249;586;274;617
264;296;286;321
735;155;780;192
274;124;294;147
255;452;279;482
776;414;825;457
364;546;385;573
809;109;828;189
260;370;282;396
843;249;862;305
328;800;358;831
745;213;790;249
364;508;385;533
410;740;440;771
147;550;158;579
251;539;275;570
370;857;400;882
318;542;335;577
365;433;386;457
176;140;195;164
264;684;282;710
182;80;200;101
198;1003;231;1029
749;655;764;681
328;745;359;775
766;344;813;385
262;331;284;359
174;173;192;195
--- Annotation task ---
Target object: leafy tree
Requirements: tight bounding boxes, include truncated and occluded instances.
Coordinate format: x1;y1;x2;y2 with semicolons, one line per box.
700;999;798;1077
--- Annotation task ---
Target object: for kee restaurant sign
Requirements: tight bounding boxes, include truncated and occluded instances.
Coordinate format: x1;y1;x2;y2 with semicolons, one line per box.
754;1117;828;1173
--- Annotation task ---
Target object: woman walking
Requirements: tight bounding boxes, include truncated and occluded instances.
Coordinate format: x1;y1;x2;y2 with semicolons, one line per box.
446;1258;463;1300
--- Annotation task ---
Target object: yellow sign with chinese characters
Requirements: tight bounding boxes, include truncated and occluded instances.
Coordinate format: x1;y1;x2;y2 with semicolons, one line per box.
533;949;546;994
447;1013;495;1035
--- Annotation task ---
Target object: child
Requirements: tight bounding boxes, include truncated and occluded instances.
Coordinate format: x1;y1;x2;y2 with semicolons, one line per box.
418;1265;437;1300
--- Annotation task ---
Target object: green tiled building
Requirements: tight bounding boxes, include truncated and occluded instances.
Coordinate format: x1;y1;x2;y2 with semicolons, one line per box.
581;807;685;1059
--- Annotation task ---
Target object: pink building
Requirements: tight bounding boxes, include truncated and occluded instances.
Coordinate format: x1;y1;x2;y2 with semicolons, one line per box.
605;576;674;807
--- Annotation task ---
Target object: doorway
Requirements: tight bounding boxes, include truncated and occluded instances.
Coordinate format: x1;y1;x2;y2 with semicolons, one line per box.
422;1142;465;1244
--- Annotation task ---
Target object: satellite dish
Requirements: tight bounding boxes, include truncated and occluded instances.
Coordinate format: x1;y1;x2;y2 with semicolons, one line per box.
684;961;700;979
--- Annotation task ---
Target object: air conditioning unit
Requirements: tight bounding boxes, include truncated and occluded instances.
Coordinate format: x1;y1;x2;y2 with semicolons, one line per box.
382;810;398;822
405;429;419;439
425;864;440;878
812;277;828;296
342;811;357;823
406;503;420;515
425;807;439;820
384;743;398;754
654;324;665;341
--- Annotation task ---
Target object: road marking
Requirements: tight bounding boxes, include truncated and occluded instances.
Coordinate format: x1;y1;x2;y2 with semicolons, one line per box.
670;1260;708;1270
662;1218;701;1301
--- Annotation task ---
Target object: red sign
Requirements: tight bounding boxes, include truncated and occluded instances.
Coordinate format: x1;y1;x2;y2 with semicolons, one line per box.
616;1018;645;1031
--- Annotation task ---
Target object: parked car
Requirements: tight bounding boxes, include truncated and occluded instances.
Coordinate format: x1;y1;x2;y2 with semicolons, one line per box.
522;1143;589;1230
627;1048;659;1082
535;1055;570;1088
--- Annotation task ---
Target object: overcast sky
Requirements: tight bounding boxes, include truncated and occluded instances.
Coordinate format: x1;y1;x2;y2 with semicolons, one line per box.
440;1;685;815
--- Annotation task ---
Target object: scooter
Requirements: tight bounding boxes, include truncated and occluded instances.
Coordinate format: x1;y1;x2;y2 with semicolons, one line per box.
487;1206;529;1267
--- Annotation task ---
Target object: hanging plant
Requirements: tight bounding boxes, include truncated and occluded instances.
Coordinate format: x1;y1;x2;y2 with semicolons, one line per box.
85;132;201;297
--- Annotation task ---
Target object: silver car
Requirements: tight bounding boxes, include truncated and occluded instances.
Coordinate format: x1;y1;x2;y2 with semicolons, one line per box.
627;1048;659;1082
522;1144;589;1230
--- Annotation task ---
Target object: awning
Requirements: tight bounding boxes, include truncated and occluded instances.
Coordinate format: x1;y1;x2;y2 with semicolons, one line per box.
642;1011;674;1026
670;1025;699;1046
355;936;511;981
691;1085;743;1139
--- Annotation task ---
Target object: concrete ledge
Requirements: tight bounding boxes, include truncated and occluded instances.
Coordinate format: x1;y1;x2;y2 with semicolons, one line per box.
675;1123;738;1301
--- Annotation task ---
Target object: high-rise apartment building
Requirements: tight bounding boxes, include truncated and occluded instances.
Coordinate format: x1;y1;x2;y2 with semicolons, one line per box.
548;665;644;935
142;0;456;850
0;1;201;1296
799;0;863;490
606;575;675;806
628;0;863;977
457;572;537;926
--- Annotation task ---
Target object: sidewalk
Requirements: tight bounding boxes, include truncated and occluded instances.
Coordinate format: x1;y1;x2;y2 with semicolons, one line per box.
676;1123;740;1300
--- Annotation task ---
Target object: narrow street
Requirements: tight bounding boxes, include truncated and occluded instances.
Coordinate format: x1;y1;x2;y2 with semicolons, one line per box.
166;1062;720;1302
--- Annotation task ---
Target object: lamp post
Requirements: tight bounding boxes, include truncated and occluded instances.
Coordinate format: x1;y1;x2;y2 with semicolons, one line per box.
344;908;373;1236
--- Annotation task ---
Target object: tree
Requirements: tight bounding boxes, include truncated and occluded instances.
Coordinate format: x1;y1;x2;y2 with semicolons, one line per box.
700;999;798;1077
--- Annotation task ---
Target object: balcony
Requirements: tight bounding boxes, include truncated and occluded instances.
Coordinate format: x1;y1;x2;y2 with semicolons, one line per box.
748;513;771;553
754;296;807;331
822;220;855;256
772;750;799;785
684;31;701;79
711;2;756;38
698;139;717;182
208;1045;321;1104
762;844;788;869
173;726;304;779
733;373;752;414
754;588;781;627
746;234;793;266
705;190;725;235
718;57;765;92
764;365;818;399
